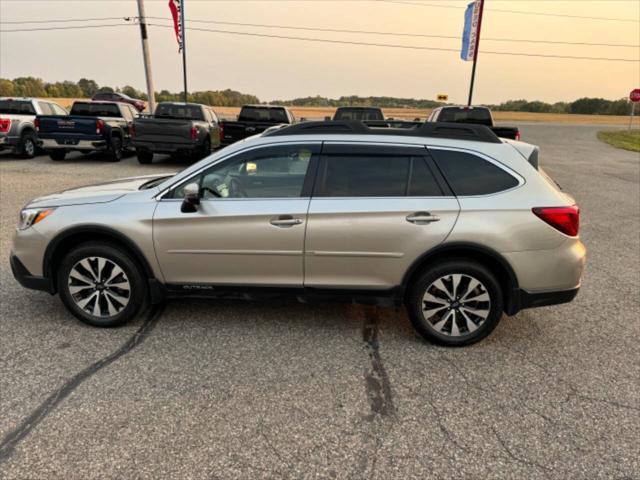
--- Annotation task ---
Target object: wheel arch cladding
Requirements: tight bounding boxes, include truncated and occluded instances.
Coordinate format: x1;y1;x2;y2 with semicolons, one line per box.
44;226;156;293
402;242;520;314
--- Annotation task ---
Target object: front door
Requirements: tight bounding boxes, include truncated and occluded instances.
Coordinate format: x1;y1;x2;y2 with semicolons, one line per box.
153;143;319;286
304;143;460;289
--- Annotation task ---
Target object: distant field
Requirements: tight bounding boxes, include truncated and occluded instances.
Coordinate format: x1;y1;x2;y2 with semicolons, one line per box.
48;98;639;127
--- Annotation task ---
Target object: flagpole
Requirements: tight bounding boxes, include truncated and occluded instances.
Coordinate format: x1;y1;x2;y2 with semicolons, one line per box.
467;0;484;106
181;0;188;103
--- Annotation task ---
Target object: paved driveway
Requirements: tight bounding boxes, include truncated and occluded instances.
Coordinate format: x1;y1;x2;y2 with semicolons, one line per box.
0;124;638;479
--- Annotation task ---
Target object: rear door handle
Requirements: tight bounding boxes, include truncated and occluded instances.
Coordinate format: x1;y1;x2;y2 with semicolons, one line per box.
270;215;303;227
406;212;440;224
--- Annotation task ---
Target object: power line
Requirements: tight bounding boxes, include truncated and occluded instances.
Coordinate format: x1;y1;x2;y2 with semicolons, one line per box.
0;17;126;24
379;0;640;22
155;17;640;48
146;24;639;62
2;19;638;62
0;24;136;33
3;16;636;48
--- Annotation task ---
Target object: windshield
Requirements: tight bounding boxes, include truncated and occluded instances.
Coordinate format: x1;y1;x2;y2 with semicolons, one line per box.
70;103;121;117
438;108;492;124
0;100;35;115
238;107;288;123
155;104;204;120
334;109;384;121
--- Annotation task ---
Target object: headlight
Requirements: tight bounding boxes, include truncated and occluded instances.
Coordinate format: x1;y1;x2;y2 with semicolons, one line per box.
18;208;55;230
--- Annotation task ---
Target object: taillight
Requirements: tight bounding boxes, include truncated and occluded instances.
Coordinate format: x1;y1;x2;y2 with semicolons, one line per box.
219;123;224;141
190;125;198;140
515;130;521;141
532;206;579;237
96;119;105;135
0;118;11;133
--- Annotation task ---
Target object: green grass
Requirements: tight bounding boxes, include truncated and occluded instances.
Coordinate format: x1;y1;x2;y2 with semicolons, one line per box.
597;130;640;152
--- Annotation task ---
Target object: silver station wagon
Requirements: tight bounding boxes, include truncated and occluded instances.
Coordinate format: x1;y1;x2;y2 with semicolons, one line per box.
11;121;585;346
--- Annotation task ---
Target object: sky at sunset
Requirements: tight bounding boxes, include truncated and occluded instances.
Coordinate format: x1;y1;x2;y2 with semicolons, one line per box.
1;0;639;104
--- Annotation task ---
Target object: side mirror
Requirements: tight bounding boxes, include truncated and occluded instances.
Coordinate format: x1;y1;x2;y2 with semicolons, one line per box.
181;182;200;213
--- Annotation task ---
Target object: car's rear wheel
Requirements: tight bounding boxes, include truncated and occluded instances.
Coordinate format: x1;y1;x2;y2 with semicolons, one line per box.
137;149;153;164
48;150;66;161
406;260;503;346
57;243;148;327
107;136;123;162
19;131;37;159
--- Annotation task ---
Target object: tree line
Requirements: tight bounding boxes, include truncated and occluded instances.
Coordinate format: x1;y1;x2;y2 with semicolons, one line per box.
0;77;634;115
0;77;259;107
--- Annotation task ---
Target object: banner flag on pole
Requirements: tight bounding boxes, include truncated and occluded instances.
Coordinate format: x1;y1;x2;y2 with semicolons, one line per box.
461;0;481;61
168;0;183;52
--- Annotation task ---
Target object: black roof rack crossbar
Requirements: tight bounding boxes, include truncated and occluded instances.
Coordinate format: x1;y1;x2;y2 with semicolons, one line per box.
263;120;502;144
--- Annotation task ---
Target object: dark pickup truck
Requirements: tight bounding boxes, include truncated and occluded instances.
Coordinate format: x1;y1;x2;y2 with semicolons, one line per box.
333;107;385;121
220;105;295;147
36;101;138;161
427;106;520;140
131;102;221;164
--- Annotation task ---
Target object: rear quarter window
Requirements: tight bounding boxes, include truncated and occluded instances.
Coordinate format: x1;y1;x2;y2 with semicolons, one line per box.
430;149;519;196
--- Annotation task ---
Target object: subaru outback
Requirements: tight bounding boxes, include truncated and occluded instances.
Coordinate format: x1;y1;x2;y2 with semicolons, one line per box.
10;121;585;346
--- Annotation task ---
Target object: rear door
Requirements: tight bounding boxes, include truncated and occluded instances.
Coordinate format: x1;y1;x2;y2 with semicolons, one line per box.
153;143;319;286
304;143;460;289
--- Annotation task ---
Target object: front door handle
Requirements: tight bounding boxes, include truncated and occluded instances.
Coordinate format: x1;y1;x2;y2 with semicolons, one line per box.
270;215;303;227
406;212;440;225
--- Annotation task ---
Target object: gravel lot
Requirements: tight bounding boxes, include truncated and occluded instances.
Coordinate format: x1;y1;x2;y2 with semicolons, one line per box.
0;124;638;479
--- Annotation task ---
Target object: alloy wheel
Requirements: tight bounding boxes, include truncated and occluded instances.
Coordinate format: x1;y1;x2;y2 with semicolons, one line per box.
422;273;491;337
68;256;131;318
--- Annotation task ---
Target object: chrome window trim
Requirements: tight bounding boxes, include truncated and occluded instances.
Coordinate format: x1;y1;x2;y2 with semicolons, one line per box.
426;145;526;197
155;140;322;201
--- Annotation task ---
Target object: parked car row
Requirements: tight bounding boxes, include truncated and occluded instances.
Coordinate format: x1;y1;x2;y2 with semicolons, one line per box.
1;97;521;164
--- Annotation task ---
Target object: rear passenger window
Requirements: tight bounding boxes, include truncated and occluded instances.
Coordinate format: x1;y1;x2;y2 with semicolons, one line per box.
37;102;53;115
318;155;442;197
431;149;519;196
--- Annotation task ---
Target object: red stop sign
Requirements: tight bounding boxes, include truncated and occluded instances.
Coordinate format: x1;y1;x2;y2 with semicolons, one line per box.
630;89;640;102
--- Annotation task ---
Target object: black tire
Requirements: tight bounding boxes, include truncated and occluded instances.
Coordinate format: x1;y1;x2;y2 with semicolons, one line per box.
48;150;66;161
56;243;149;328
198;138;211;159
406;259;504;347
19;131;37;159
137;149;154;164
107;136;123;162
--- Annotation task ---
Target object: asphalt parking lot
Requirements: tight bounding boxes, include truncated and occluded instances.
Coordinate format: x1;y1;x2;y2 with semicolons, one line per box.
0;123;638;479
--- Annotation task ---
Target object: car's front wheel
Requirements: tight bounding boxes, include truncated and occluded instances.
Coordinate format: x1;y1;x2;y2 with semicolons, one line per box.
57;243;148;327
406;260;503;346
48;150;66;161
137;149;153;164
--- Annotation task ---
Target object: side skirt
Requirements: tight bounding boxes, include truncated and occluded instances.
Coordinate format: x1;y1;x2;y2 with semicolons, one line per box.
163;284;403;308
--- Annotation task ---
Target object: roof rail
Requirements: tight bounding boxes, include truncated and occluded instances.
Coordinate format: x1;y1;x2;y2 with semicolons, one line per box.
263;120;502;144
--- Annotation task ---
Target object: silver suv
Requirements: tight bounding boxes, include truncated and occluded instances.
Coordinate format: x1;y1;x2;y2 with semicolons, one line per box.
10;121;585;346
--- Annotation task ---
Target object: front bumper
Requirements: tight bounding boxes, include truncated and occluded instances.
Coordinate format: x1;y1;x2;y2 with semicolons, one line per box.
39;138;107;151
10;253;53;293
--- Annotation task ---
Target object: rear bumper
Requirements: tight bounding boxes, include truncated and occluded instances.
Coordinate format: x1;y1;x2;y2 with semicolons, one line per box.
39;138;107;151
10;253;53;293
133;140;198;154
506;286;579;315
0;135;20;149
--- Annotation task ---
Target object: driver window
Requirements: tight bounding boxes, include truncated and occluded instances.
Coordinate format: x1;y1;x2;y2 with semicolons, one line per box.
172;144;316;199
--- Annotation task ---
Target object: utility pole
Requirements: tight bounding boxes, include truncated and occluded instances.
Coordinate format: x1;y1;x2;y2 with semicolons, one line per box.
181;0;188;103
136;0;156;113
467;0;484;106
